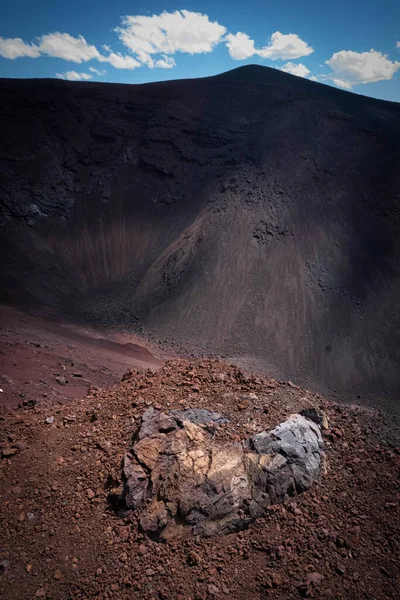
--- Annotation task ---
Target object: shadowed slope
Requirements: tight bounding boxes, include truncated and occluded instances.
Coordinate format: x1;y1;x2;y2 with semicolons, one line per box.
0;65;399;405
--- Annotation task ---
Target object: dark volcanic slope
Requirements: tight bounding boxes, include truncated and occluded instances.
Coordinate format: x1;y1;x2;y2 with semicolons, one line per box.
1;65;400;406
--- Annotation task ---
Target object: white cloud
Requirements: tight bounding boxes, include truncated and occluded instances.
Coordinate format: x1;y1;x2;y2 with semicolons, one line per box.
326;49;400;89
258;32;314;60
309;75;319;82
116;10;226;59
155;55;176;68
39;33;100;63
224;30;313;62
56;71;93;81
280;62;310;78
99;52;141;69
0;36;40;59
397;41;400;49
88;66;106;75
225;32;256;60
331;78;353;90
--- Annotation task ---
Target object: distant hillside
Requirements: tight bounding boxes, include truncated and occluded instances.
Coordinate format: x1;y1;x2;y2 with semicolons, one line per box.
1;65;399;404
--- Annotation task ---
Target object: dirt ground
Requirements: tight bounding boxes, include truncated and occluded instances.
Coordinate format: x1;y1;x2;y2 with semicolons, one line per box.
0;305;163;409
1;357;399;600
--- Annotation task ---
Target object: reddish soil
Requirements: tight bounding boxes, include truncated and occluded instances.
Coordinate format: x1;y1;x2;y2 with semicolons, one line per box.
0;305;163;409
1;359;399;600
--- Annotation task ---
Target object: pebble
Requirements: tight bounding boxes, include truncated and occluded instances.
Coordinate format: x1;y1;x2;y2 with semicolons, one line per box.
54;569;64;580
1;447;18;457
336;565;346;575
207;584;220;596
187;551;202;566
0;560;10;572
45;417;54;424
306;572;324;587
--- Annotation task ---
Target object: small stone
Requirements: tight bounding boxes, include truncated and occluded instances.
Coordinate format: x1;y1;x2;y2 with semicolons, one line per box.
63;415;76;423
54;569;63;580
1;447;18;458
271;573;282;587
87;489;96;500
145;568;155;576
306;572;324;587
187;551;202;566
27;512;35;521
11;486;22;496
26;564;33;573
336;565;345;575
222;586;230;595
0;560;10;572
55;376;67;386
207;584;220;596
45;417;54;424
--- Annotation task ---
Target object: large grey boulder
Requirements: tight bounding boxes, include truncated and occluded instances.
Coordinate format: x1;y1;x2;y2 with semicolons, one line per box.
122;408;324;540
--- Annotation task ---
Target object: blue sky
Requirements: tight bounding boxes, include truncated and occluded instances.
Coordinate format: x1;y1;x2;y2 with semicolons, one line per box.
0;1;399;101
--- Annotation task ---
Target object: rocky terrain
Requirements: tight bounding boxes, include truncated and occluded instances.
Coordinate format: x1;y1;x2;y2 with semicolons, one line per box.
1;65;400;405
0;66;399;599
0;359;399;599
0;305;163;408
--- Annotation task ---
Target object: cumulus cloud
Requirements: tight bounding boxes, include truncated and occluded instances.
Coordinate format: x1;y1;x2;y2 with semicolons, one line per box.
225;30;313;62
0;14;315;78
258;32;313;60
88;66;106;75
39;33;101;62
116;10;226;63
99;52;141;69
225;32;256;60
56;71;93;81
397;41;400;49
326;49;400;88
0;32;100;63
280;62;310;78
0;36;40;59
155;55;176;68
309;75;319;82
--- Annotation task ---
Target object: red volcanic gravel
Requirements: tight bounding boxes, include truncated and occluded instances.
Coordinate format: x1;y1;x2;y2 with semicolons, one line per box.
0;358;399;599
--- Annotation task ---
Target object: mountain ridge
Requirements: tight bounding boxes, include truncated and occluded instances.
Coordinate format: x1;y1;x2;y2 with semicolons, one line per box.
1;65;399;406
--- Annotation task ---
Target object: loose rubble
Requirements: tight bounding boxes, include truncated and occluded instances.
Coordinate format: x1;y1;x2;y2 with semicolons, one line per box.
0;358;399;600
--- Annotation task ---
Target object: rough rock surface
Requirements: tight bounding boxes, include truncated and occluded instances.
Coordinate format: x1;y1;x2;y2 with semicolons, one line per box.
123;408;324;538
